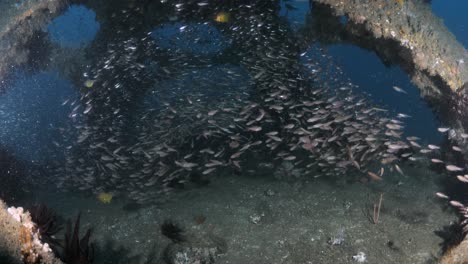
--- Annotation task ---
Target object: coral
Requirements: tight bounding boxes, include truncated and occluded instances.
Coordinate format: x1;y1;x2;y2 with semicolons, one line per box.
440;238;468;264
0;199;63;264
0;199;23;263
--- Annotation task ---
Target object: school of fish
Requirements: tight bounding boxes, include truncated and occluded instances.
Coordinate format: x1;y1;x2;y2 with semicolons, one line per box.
47;3;468;208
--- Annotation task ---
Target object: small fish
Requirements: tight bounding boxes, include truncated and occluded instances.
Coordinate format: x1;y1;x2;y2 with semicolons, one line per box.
230;151;243;159
83;105;92;114
452;146;462;152
401;152;412;158
268;135;282;142
435;192;449;199
367;171;383;181
428;144;440;150
202;168;216;175
214;12;230;23
446;165;463;172
270;105;284;111
388;144;404;150
431;158;444;163
200;148;215;154
395;164;404;176
449;200;465;208
247;126;262;132
208;110;218;116
97;192;113;204
371;107;388;112
101;155;113;161
392;86;407;94
205;160;223;167
397;113;411;118
283;155;296;161
379;167;384;177
251;140;262;146
84;79;95;88
409;141;422;148
456;175;468;183
437;127;450;133
229;160;240;170
255;109;266;121
386;124;403;130
306;116;322;123
175;161;198;169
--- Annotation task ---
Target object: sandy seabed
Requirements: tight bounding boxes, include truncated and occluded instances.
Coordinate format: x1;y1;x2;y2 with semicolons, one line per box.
32;162;455;264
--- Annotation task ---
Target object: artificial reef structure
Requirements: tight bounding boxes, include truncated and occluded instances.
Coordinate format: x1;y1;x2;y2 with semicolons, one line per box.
305;0;468;163
0;0;88;91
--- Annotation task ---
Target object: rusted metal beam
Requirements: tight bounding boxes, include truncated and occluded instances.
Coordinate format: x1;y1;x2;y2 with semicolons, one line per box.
309;0;468;95
0;0;84;89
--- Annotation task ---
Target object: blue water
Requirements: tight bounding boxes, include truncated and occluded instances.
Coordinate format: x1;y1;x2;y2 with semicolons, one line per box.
326;44;442;143
280;0;310;30
0;71;77;163
47;5;100;48
432;0;468;48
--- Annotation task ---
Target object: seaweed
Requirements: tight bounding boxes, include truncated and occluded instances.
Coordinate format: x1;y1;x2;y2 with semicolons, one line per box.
29;203;62;247
435;222;465;253
60;213;94;264
161;220;186;243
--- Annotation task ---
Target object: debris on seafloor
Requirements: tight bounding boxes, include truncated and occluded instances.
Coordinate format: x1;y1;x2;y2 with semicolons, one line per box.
327;228;345;246
249;213;263;225
352;251;367;262
161;220;227;264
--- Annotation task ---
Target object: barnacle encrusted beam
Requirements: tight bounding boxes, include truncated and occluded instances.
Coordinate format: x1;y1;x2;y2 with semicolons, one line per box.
0;0;85;90
0;199;63;264
309;0;468;94
307;0;468;164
